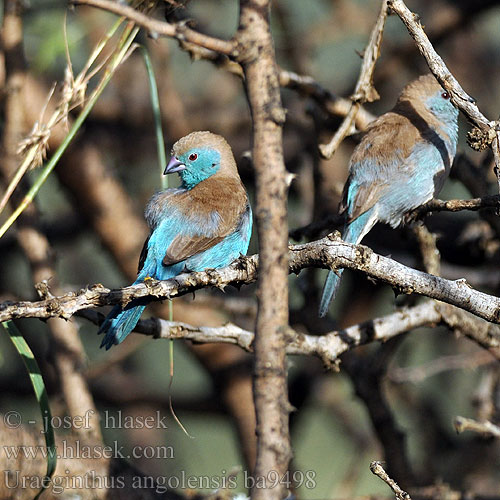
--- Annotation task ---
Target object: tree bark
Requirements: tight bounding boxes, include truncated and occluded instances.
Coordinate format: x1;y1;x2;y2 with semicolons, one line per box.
235;1;292;498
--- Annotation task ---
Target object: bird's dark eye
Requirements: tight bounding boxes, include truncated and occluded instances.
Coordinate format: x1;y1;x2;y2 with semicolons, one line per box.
189;153;198;161
441;91;450;100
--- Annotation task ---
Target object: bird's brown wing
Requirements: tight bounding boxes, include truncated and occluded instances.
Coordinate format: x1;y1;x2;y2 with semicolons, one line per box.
162;176;249;266
339;112;417;221
163;234;225;266
342;182;388;222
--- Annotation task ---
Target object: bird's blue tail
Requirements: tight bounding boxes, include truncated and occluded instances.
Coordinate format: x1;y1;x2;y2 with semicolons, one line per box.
99;299;147;350
318;211;374;318
319;268;343;318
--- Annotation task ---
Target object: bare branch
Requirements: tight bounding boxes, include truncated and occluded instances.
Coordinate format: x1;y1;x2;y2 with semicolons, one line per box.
370;461;412;500
177;41;377;127
413;195;500;217
83;301;441;366
81;299;500;365
434;303;500;357
320;0;388;159
319;103;361;159
74;0;378;132
454;416;500;438
278;69;376;128
71;0;236;56
2;236;500;325
412;223;441;276
291;193;500;240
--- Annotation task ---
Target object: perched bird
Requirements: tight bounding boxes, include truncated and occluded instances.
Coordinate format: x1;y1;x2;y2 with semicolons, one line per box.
99;131;253;349
319;74;459;317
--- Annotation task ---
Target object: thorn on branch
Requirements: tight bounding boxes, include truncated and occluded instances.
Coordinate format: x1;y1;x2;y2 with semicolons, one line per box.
35;280;54;300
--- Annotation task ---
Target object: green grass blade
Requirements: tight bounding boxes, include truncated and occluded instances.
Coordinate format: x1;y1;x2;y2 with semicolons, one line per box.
2;320;57;499
140;46;186;433
0;24;140;240
140;45;168;190
139;44;173;314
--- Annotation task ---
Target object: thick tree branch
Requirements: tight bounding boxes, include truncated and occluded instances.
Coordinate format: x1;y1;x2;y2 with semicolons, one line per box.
2;236;500;325
235;1;292;497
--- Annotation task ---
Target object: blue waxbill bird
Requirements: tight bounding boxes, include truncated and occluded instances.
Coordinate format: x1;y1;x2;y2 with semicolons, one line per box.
99;131;253;348
319;74;458;317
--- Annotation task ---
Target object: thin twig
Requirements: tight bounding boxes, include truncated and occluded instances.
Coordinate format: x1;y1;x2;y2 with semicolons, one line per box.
291;194;500;240
370;461;412;500
454;416;500;438
413;195;500;216
319;103;360;159
320;0;388;159
411;224;441;276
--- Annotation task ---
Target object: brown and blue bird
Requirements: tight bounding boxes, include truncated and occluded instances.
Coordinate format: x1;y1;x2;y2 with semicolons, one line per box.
319;74;459;317
99;131;253;348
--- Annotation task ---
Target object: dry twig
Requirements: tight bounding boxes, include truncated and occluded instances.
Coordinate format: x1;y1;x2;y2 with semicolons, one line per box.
412;223;441;276
370;461;412;500
80;299;500;365
454;416;500;438
291;194;500;240
319;0;388;159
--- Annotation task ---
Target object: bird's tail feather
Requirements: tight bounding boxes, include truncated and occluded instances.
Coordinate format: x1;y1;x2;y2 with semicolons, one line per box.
99;300;147;350
319;269;343;317
318;211;375;317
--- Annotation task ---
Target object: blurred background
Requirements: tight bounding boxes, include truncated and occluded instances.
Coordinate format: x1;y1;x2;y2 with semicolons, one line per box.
0;0;499;498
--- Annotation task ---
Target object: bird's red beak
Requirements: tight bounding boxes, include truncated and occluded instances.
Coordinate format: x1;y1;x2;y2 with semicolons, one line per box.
164;157;186;175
